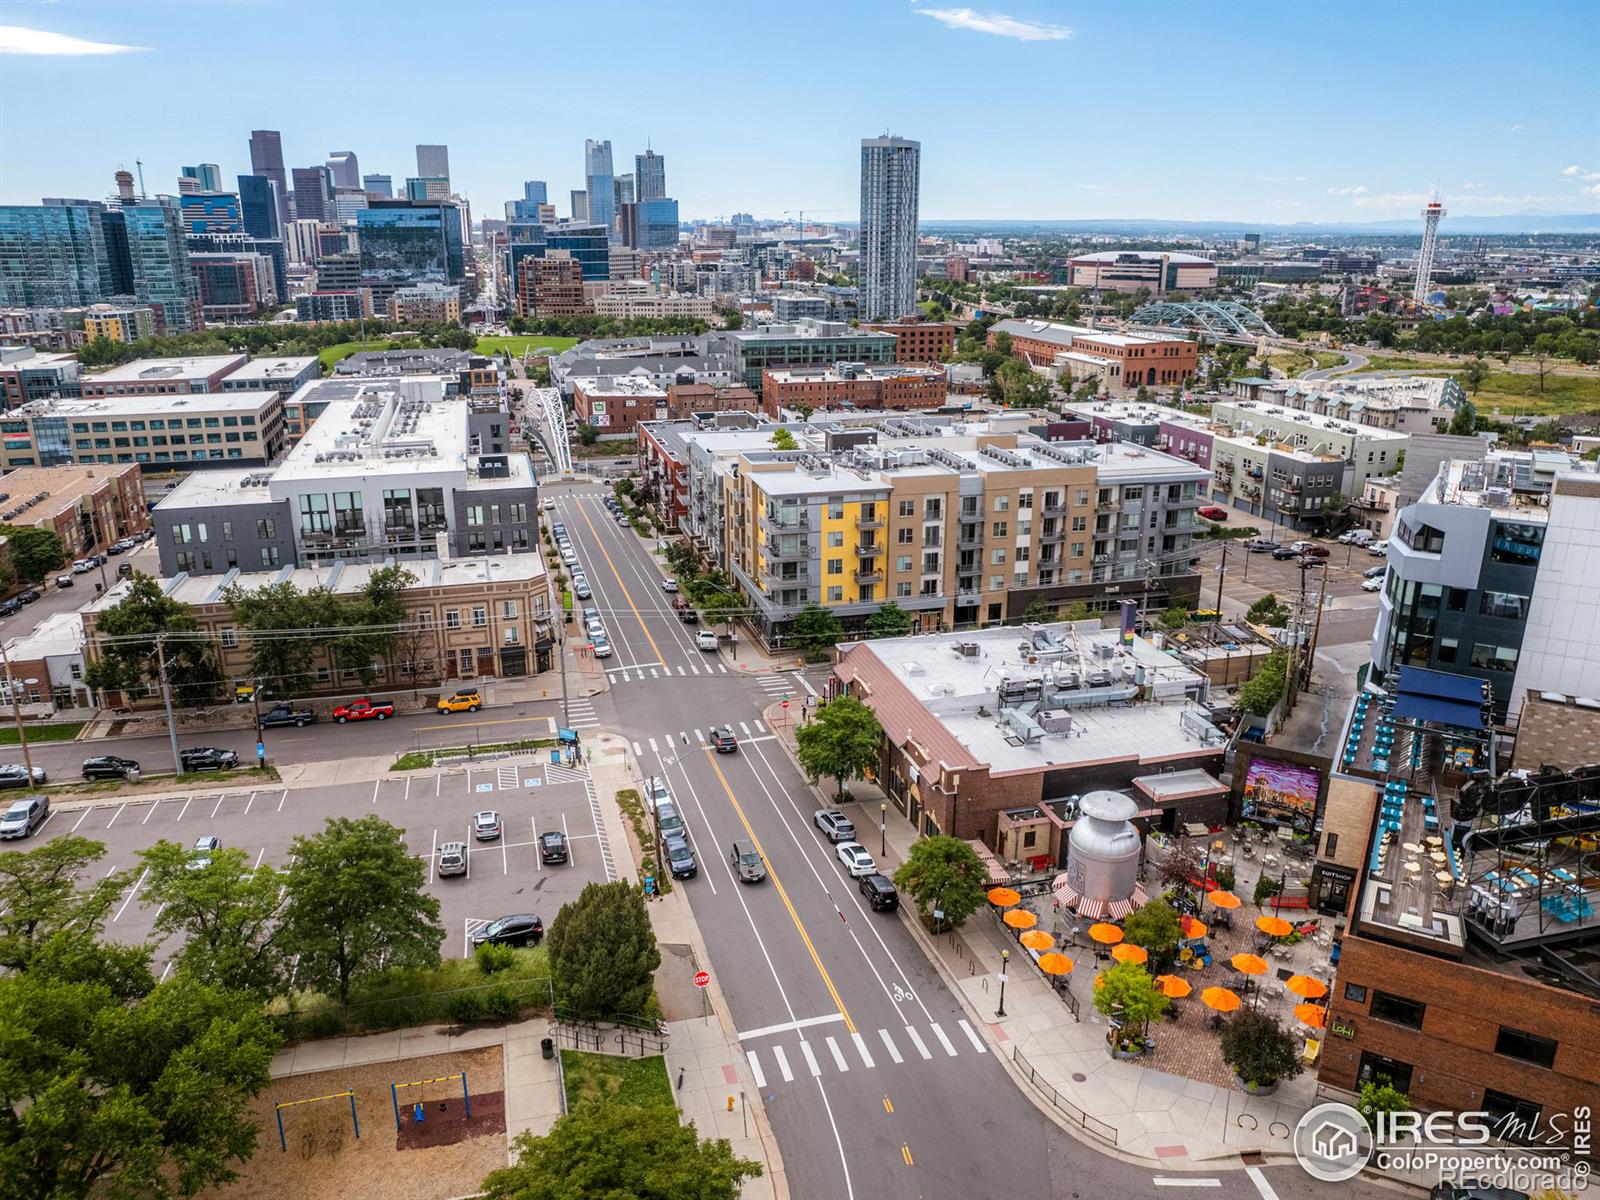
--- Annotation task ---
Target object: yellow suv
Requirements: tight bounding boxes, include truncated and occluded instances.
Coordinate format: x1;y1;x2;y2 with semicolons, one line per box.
436;689;482;714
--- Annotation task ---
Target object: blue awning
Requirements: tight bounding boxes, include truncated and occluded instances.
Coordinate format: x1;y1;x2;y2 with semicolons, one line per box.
1396;666;1487;705
1391;666;1487;730
1393;694;1485;730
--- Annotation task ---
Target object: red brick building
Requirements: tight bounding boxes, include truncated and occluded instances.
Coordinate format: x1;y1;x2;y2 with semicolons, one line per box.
80;354;247;398
515;256;587;318
573;377;665;437
760;364;945;412
0;463;151;559
988;319;1197;391
664;383;765;420
637;422;690;531
861;320;960;364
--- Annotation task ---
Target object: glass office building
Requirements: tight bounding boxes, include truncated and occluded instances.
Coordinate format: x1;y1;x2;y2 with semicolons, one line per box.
635;198;680;250
357;202;465;286
545;223;609;282
237;174;280;238
583;139;615;234
180;192;243;235
122;200;200;332
0;202;110;306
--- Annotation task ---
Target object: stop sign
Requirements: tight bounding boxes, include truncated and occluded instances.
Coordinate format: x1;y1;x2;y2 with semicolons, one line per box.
782;700;789;710
693;970;711;989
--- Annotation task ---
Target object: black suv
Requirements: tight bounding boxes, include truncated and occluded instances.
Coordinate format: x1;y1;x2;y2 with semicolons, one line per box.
859;873;899;911
82;755;140;780
180;747;239;772
538;831;569;864
664;834;697;879
472;914;544;948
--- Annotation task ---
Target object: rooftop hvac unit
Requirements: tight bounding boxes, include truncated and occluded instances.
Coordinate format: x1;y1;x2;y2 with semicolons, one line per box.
953;641;981;658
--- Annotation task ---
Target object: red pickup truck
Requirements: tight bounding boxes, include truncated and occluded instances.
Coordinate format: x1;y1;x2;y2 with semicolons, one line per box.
333;698;395;723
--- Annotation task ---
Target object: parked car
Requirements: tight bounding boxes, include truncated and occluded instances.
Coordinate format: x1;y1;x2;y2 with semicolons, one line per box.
17;589;40;604
1245;540;1280;554
617;515;630;527
117;563;134;579
1197;506;1229;521
859;872;899;911
473;810;503;841
584;617;606;638
696;630;719;651
1299;545;1330;560
0;763;46;788
1271;546;1300;560
836;841;877;878
591;637;613;659
333;697;394;722
106;541;128;556
538;830;569;864
1364;565;1387;579
542;499;557;511
71;559;93;574
0;599;19;617
1338;529;1374;545
661;578;679;592
436;689;482;714
1368;543;1388;557
179;746;239;772
581;605;600;624
0;794;48;839
187;835;221;870
709;725;738;753
655;800;685;840
573;575;591;600
258;704;315;728
1362;577;1383;591
54;574;73;588
674;598;698;623
814;809;856;842
438;840;467;876
664;834;697;879
471;913;543;948
82;755;140;780
729;839;766;883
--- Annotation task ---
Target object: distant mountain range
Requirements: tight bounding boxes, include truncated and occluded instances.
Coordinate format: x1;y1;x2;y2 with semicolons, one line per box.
916;214;1600;236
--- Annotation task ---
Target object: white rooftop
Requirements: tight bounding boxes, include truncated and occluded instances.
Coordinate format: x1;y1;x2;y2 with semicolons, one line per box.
222;357;319;384
87;355;246;382
3;609;83;661
12;390;281;418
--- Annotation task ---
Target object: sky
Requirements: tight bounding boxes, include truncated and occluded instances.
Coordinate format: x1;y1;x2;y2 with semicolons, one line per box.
1;0;1597;225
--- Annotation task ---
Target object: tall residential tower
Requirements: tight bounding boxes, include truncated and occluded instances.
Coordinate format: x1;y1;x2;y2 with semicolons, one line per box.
584;139;615;235
859;135;920;321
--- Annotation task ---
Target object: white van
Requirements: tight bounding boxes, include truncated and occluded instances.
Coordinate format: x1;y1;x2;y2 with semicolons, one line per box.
1339;529;1374;546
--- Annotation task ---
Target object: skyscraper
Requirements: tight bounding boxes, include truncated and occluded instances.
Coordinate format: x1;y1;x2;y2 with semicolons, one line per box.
614;174;635;214
180;164;223;193
584;139;614;235
0;202;110;306
237;174;281;239
570;190;589;223
326;151;361;190
635;150;666;201
363;174;393;199
415;145;450;187
179;192;243;235
859;135;920;321
523;181;548;205
291;167;335;223
248;130;290;225
357;200;465;296
123;198;200;331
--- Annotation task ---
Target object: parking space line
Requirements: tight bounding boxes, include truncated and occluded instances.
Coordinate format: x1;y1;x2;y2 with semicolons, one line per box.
501;826;509;876
371;780;381;804
113;868;147;922
428;829;437;885
105;802;127;829
561;811;572;866
71;808;92;833
405;776;412;801
142;798;163;825
530;816;541;871
177;796;192;822
251;848;265;873
244;791;256;815
210;794;226;819
274;791;285;813
160;959;174;982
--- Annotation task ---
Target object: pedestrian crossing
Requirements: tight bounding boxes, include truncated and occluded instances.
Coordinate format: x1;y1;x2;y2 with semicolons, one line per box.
545;762;592;787
755;674;799;698
607;660;730;684
564;698;600;730
632;719;769;757
741;1019;985;1090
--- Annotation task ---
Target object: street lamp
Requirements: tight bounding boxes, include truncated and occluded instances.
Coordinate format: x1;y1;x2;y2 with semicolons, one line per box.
879;802;887;857
996;948;1010;1018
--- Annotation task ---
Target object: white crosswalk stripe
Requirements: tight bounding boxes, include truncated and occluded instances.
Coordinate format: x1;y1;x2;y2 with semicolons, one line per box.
825;1036;849;1072
930;1022;958;1057
852;1032;876;1069
878;1028;902;1064
904;1025;932;1060
648;737;659;752
739;721;753;737
746;1050;766;1089
755;719;767;733
718;663;728;673
693;728;705;744
958;1019;987;1053
678;666;687;676
632;741;643;756
743;1021;991;1090
772;1045;793;1083
798;1041;821;1077
689;664;699;675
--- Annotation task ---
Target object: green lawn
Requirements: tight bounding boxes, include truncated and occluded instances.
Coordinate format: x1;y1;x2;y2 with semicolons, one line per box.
1356;353;1446;371
475;335;578;357
1471;370;1600;416
560;1050;674;1111
0;722;85;745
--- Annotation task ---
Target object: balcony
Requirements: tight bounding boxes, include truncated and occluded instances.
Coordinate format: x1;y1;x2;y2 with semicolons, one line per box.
1039;502;1067;517
855;513;885;530
854;569;885;585
1280;496;1300;512
956;526;983;549
1353;496;1391;511
764;536;812;558
854;542;884;557
1213;459;1234;475
763;510;810;531
1282;480;1303;494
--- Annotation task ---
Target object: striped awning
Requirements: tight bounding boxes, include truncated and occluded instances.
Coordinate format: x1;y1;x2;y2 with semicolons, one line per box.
1052;875;1147;920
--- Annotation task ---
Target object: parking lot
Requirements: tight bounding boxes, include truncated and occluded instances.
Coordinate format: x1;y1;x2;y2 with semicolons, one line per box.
36;754;613;971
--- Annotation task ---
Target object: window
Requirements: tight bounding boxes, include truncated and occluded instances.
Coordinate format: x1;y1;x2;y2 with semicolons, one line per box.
828;503;843;520
1370;990;1426;1029
1071;542;1085;558
991;521;1007;538
1438;637;1459;664
1323;832;1338;857
259;546;280;567
220;628;238;649
1491;522;1543;565
897;498;914;517
1483;1090;1543;1138
990;548;1006;565
896;582;912;597
502;600;519;619
1493;1026;1557;1069
897;555;912;572
445;609;461;630
257;517;276;540
828;531;844;548
1398;520;1445;554
923;497;942;519
1470;642;1519;672
471;606;487;628
992;495;1009;512
898;527;913;545
1342;982;1367;1003
827;586;843;601
827;558;843;575
466;506;484;526
922;551;940;574
1480;591;1530;621
1072;515;1087;532
459;648;474;674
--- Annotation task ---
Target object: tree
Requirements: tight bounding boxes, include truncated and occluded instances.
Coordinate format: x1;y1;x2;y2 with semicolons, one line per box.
1238;647;1289;717
891;834;987;933
863;601;913;639
769;427;798;451
0;836;129;972
481;1102;761;1200
1531;350;1552;393
794;694;883;801
1448;397;1478;436
1093;961;1169;1050
0;955;280;1200
545;881;660;1018
0;526;62;583
277;815;443;1004
1074;378;1100;402
136;840;286;998
994;357;1051;408
223;579;329;698
576;423;599;446
1356;1081;1410;1133
1528;419;1564;445
85;574;225;705
1220;1009;1305;1088
1122;898;1183;970
721;310;744;331
788;603;842;658
991;330;1012;358
1021;598;1056;624
328;564;413;686
1156;841;1204;896
1318;493;1355;536
1245;593;1288;627
1157;604;1191;631
1460;356;1490;394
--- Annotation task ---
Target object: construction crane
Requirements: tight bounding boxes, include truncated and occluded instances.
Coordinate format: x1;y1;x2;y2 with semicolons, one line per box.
781;209;845;243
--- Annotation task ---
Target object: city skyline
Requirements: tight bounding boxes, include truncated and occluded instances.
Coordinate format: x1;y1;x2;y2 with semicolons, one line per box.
1;1;1596;223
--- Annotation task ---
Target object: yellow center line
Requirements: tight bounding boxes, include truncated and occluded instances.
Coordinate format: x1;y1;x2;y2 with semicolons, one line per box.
702;749;856;1035
882;1095;894;1114
901;1143;913;1166
574;498;665;665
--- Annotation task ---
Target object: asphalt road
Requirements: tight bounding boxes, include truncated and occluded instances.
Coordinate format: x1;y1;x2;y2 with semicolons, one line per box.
1301;349;1369;380
542;483;1381;1200
0;537;162;644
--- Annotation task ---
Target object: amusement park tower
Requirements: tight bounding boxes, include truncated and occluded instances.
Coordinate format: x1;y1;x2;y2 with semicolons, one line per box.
1413;198;1445;302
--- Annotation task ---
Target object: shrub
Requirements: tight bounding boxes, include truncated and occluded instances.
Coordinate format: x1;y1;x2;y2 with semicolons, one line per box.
1221;1010;1304;1088
1254;876;1282;907
477;942;518;975
1215;865;1236;892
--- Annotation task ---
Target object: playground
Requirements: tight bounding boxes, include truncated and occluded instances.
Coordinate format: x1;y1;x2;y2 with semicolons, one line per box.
202;1046;506;1200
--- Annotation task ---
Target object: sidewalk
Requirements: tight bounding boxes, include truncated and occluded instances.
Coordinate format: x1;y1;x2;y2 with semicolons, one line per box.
587;726;788;1200
761;698;1314;1172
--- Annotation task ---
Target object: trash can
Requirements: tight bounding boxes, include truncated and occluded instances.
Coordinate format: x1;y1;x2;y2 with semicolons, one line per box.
541;1037;554;1060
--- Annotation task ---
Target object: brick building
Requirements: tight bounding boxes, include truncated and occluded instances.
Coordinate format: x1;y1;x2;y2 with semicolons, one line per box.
664;383;764;421
760;364;946;412
0;463;151;558
573;376;666;438
515;255;587;317
862;320;960;364
80;354;248;398
989;319;1197;394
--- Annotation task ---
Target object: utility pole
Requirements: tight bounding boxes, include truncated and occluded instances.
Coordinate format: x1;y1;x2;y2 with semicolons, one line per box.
154;634;183;776
0;638;36;782
1305;560;1331;689
1214;541;1228;614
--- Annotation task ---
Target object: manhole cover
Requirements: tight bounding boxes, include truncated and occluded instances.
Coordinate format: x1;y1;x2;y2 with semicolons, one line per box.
1071;1073;1087;1083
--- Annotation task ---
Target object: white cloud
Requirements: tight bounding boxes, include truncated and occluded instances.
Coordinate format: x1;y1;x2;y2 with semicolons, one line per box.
1561;165;1600;183
1327;185;1369;196
1352;191;1430;211
916;7;1072;41
1509;123;1526;133
1585;183;1600;199
0;25;146;55
1460;181;1482;189
1074;183;1109;194
1256;175;1307;183
1561;165;1586;176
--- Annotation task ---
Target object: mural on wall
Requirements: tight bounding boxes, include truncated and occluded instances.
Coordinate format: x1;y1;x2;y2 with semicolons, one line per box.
1241;757;1321;831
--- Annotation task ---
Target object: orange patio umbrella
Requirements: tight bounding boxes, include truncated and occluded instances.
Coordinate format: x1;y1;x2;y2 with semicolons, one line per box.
987;887;1022;907
1112;942;1148;965
1004;909;1038;930
1020;929;1054;952
1154;974;1192;998
1179;914;1208;940
1256;915;1294;938
1088;922;1124;945
1200;986;1241;1013
1231;953;1268;976
1286;974;1328;1000
1295;1003;1327;1029
1205;890;1242;910
1037;952;1073;976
